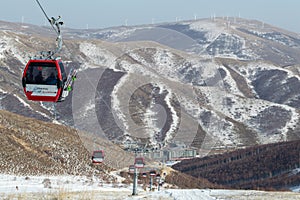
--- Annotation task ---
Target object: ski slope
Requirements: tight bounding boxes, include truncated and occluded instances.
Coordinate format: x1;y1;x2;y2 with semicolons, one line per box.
1;174;299;200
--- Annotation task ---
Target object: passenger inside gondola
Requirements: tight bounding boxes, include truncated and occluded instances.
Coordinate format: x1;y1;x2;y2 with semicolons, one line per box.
25;62;58;85
46;72;57;85
35;71;44;84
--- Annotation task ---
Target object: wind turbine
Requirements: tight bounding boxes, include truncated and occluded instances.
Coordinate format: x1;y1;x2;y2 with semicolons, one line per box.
211;13;216;21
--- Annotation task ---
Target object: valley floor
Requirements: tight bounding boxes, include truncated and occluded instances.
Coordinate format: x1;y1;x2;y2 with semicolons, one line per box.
1;174;300;200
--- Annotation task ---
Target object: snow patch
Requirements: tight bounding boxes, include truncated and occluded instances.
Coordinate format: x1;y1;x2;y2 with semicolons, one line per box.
189;20;224;42
218;65;245;96
0;88;8;94
0;174;130;196
13;94;31;108
111;73;130;133
79;42;116;68
0;33;28;65
164;88;179;141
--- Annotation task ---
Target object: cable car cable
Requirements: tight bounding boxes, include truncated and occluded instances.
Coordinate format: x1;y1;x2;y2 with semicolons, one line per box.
35;0;60;35
35;0;63;58
35;0;50;25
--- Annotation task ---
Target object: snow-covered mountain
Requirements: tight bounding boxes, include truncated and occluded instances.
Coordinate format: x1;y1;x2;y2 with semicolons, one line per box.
1;17;300;155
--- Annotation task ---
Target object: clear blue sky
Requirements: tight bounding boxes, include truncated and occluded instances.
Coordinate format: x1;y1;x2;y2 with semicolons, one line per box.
0;0;299;33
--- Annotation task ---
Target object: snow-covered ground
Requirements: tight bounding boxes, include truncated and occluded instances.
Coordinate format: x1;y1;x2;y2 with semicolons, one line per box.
1;174;300;200
0;174;132;199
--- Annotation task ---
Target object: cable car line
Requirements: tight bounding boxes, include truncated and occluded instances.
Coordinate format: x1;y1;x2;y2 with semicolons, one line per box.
35;0;50;24
35;0;63;58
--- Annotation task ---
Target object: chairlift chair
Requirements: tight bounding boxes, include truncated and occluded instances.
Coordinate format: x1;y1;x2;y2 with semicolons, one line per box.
129;165;135;173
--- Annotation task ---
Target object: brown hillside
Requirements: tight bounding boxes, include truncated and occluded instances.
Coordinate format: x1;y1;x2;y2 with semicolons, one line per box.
0;110;220;189
0;110;135;176
164;170;222;189
173;140;300;191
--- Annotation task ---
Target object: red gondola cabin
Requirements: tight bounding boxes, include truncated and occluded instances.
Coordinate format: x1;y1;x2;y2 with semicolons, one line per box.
129;165;135;173
92;150;105;164
149;170;156;176
134;157;145;168
22;59;67;102
142;172;147;178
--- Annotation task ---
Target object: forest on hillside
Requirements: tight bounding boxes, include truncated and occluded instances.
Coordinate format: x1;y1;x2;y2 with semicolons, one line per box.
173;140;300;190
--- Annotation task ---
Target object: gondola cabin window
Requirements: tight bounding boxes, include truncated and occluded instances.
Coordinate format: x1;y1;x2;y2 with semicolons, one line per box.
25;62;58;85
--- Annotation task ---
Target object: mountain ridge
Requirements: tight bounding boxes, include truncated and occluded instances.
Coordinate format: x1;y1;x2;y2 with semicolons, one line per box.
0;17;300;155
